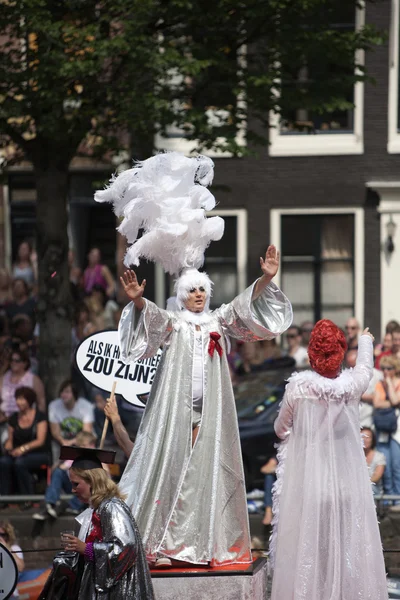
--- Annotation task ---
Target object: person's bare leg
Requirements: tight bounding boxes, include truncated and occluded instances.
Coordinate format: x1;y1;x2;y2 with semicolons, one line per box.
192;425;200;447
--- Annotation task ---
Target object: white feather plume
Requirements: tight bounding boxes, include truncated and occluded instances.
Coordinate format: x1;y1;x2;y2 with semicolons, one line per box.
94;151;225;275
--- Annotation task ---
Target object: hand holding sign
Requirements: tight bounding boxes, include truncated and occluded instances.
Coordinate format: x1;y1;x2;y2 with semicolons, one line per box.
100;382;116;449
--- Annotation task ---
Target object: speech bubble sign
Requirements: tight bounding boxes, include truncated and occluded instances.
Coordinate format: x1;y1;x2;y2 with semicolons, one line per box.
0;542;18;600
75;330;162;408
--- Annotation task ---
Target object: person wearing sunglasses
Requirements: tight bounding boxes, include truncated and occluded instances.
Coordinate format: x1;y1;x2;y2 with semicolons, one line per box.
373;354;400;500
285;325;309;368
345;317;361;350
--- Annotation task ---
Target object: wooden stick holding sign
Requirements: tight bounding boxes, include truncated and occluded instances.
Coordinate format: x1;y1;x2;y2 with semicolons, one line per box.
100;381;117;449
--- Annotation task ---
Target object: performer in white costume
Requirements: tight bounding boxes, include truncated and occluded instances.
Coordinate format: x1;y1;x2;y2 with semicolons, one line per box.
270;319;388;600
95;152;293;566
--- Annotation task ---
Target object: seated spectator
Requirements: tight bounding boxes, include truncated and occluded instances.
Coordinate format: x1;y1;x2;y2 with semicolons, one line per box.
373;355;400;496
32;431;98;521
284;325;309;368
0;386;49;509
345;348;383;428
361;427;386;495
0;346;46;416
82;247;115;298
0;520;25;584
12;241;37;288
345;317;361;350
260;456;277;526
48;380;94;461
0;267;12;317
6;279;37;326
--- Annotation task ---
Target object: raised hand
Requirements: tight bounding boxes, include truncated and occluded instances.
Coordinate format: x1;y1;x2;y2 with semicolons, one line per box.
362;327;375;342
260;245;280;280
120;270;146;303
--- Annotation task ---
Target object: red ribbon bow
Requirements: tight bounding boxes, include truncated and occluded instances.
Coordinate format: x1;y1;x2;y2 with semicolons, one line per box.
208;332;223;358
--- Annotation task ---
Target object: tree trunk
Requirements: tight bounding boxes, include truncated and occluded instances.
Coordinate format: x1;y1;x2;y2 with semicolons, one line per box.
34;162;73;404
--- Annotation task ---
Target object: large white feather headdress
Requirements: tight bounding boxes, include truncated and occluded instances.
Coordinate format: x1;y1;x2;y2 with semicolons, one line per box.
94;152;225;279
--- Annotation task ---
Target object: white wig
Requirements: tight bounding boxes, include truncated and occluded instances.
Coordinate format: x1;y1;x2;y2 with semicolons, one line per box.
174;269;213;311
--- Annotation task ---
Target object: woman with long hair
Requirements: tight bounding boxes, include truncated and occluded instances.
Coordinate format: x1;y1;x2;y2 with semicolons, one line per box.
39;447;154;600
270;320;387;600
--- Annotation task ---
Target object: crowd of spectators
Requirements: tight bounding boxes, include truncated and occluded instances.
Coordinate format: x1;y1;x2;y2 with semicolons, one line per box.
0;242;135;513
1;242;400;522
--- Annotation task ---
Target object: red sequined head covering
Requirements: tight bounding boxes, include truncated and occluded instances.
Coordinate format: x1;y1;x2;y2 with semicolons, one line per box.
308;319;347;379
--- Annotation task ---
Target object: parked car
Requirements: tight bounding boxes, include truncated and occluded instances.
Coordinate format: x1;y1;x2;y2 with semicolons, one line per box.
234;358;297;490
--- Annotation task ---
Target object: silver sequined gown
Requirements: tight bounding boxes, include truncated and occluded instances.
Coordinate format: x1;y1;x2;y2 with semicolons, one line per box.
118;280;293;566
270;335;388;600
39;497;154;600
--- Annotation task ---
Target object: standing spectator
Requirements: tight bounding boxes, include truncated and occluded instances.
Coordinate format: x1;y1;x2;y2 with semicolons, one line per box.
48;380;94;461
71;304;95;354
386;320;400;334
390;325;400;361
345;317;361;350
373;355;400;496
0;347;46;415
85;284;119;330
285;325;309;368
5;279;37;325
0;519;25;595
300;320;314;349
82;247;115;298
345;349;383;428
374;331;393;368
12;241;37;288
361;427;386;495
0;387;49;509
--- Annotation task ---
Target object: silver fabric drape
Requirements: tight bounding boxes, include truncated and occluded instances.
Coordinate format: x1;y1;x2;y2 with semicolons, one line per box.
39;498;154;600
118;281;292;566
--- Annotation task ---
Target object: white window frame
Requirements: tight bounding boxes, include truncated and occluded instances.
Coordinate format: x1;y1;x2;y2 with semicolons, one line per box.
269;6;365;157
270;207;364;325
388;0;400;153
154;208;247;307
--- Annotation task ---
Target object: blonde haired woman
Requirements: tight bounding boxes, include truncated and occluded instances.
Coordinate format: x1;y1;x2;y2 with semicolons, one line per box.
39;448;154;600
373;354;400;497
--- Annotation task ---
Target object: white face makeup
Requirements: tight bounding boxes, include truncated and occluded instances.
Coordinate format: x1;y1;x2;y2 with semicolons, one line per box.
183;287;207;313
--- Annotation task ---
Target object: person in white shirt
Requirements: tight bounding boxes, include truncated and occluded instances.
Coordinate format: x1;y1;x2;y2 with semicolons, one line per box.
48;380;94;462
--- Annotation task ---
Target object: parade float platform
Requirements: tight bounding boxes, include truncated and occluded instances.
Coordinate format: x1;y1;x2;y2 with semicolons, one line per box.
150;556;268;600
